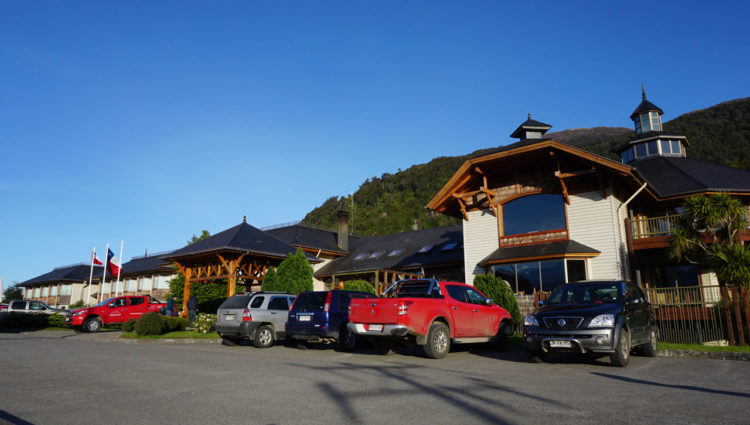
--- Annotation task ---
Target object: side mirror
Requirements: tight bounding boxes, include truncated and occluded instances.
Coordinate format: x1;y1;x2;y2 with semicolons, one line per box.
538;300;544;306
485;298;493;306
107;303;115;308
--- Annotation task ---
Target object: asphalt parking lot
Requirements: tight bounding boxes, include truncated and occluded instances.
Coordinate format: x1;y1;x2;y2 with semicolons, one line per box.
1;330;748;425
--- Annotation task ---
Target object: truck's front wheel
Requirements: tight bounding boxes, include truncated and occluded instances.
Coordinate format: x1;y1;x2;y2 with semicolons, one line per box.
84;317;101;333
423;322;450;359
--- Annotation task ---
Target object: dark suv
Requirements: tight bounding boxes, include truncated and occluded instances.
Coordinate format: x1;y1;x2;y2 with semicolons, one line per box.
286;290;372;351
523;280;656;367
215;292;295;348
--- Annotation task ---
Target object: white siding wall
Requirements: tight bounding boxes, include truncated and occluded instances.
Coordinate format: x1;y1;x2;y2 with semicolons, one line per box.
312;258;333;291
463;209;499;285
567;189;628;280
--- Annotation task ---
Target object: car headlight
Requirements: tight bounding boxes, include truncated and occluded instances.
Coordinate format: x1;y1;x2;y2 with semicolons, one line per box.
70;311;84;317
588;314;615;328
524;315;539;327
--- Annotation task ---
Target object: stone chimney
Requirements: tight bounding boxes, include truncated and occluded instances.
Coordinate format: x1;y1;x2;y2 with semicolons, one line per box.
337;210;349;251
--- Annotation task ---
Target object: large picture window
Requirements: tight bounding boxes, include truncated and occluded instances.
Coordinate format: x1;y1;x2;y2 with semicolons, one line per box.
502;194;566;236
493;259;587;294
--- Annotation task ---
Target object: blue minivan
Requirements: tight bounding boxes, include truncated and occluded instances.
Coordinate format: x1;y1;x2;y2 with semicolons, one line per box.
286;290;373;351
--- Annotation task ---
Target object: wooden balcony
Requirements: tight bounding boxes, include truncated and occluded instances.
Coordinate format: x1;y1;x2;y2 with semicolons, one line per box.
626;214;750;251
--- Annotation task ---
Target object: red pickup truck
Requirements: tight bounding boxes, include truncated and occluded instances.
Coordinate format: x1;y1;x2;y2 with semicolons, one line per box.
66;295;166;332
347;279;513;359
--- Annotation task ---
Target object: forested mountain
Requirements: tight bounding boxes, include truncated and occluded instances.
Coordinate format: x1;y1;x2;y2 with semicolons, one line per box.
301;98;750;235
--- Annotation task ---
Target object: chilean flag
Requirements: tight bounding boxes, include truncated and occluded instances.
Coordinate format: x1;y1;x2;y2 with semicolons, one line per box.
107;248;121;276
92;251;103;266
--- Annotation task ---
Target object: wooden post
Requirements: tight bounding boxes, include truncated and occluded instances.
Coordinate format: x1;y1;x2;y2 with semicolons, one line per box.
721;286;736;346
182;267;192;319
731;287;745;346
743;287;750;346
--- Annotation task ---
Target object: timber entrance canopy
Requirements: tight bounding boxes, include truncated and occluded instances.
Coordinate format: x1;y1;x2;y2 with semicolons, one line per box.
161;220;322;314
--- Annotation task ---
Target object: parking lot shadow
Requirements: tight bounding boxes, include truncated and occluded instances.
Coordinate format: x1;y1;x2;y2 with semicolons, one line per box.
288;360;571;425
591;372;750;398
0;409;35;425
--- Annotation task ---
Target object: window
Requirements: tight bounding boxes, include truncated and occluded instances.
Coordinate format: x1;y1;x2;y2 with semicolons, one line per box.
417;245;433;253
250;296;265;309
41;287;49;297
29;301;45;311
368;251;385;259
650;112;661;131
129;297;145;306
441;243;458;251
50;286;58;296
445;285;467;303
660;140;671;154
661;265;699;287
493;259;567;294
621;148;634;164
125;279;137;292
153;275;171;289
566;259;587;282
268;297;289;311
219;294;251;309
671;140;681;155
10;301;26;310
503;194;566;236
465;288;487;305
388;248;405;257
353;253;369;261
33;288;40;297
646;141;658;156
635;118;642;135
102;282;111;294
112;298;127;307
635;143;647;158
60;284;71;296
640;113;652;132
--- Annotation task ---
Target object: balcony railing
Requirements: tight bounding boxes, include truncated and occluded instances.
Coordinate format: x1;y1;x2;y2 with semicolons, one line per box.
630;214;681;239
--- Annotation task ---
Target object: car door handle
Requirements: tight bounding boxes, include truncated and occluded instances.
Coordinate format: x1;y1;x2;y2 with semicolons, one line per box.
472;309;479;312
271;312;277;315
451;306;458;310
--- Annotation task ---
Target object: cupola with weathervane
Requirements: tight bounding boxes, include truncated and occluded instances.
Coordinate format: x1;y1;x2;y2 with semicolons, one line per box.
616;85;689;164
510;114;552;140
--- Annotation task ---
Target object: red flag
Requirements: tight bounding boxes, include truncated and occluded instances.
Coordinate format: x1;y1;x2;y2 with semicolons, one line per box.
92;251;103;266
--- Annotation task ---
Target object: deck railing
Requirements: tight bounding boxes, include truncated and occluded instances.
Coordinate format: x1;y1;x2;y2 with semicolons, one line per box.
630;214;681;239
643;285;727;344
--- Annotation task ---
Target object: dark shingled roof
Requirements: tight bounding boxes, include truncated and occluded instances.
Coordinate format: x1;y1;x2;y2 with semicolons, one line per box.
20;264;103;287
478;240;600;267
265;224;361;254
315;225;463;276
121;252;175;276
510;117;552;139
162;222;322;263
631;156;750;198
630;98;664;120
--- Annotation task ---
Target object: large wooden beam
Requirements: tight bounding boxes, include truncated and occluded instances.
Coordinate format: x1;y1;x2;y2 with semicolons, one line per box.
181;267;192;318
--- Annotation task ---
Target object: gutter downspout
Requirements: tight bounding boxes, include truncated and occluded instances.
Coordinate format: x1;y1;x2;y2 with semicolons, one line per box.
616;182;648;283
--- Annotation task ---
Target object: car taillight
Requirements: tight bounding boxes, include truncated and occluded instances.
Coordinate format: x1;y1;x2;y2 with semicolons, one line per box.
289;296;298;311
242;309;252;322
323;291;332;313
398;301;412;316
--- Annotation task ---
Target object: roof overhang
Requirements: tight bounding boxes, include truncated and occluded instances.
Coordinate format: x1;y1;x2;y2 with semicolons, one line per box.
478;240;600;267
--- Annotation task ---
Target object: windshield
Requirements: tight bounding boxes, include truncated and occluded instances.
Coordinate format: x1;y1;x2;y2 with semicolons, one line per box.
94;298;116;307
546;283;621;305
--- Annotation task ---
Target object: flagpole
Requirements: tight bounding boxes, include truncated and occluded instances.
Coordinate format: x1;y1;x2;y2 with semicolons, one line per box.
115;240;123;296
87;247;96;306
100;243;109;303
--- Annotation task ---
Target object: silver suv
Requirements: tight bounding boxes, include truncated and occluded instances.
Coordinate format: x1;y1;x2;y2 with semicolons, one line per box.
215;292;295;348
6;300;67;315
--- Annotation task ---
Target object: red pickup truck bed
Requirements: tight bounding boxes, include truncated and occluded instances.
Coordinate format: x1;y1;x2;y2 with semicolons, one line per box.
348;279;512;358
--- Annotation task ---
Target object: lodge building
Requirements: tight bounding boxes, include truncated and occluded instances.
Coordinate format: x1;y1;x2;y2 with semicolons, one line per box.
17;91;750;308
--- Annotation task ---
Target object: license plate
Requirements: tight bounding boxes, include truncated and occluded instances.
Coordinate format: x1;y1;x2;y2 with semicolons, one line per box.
299;315;311;322
549;340;571;348
223;314;235;321
368;324;383;332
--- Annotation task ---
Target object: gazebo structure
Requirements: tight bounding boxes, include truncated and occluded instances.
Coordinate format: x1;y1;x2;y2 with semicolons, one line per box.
161;218;322;315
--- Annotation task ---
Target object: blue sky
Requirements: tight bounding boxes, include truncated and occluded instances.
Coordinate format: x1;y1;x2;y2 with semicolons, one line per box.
1;1;749;290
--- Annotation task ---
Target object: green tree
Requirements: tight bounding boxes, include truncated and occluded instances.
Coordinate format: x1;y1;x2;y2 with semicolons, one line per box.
473;274;522;326
260;268;278;292
269;248;314;295
342;279;375;294
3;283;23;301
670;194;750;288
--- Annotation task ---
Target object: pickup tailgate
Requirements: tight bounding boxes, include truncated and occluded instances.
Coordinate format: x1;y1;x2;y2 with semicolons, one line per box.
348;298;400;325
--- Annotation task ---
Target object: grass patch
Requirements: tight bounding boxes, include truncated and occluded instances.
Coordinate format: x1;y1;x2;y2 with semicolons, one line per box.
508;335;523;346
658;342;750;353
120;330;220;339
